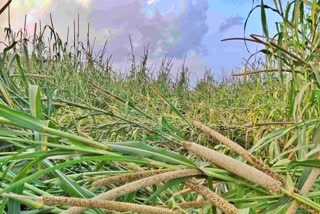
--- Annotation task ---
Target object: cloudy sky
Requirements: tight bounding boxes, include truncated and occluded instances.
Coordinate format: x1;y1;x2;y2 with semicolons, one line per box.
0;0;281;80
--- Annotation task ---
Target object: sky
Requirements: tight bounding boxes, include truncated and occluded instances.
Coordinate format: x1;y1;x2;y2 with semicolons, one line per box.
0;0;282;81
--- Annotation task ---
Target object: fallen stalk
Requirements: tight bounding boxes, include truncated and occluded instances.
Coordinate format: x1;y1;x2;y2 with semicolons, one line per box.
182;141;283;193
182;141;320;211
62;169;201;214
192;121;284;183
92;169;172;187
1;193;177;214
185;178;238;214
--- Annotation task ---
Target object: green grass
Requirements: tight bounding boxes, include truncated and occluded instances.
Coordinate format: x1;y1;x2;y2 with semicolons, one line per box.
0;0;319;213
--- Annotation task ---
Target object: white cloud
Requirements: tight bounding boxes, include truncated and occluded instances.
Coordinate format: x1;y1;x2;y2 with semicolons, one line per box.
0;0;209;81
0;0;93;41
146;0;160;5
75;0;92;8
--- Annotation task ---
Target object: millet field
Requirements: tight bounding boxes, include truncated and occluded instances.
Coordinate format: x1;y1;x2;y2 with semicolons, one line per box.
0;0;320;213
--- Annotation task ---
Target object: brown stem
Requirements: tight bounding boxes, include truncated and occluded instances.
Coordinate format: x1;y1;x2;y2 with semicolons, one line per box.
89;81;126;103
250;34;311;67
0;0;11;15
222;35;311;68
245;121;295;127
233;68;303;76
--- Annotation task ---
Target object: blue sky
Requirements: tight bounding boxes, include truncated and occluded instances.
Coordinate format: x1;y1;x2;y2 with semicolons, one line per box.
0;0;283;80
138;0;281;79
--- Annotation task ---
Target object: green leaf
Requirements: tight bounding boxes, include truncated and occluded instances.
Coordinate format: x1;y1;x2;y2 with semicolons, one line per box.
124;191;137;203
0;150;77;162
285;172;295;192
0;79;14;108
151;85;192;127
261;0;269;38
108;142;196;167
238;208;251;214
310;64;320;87
0;104;110;150
29;85;44;120
42;160;105;214
277;32;284;82
297;168;313;190
288;160;320;171
0;128;32;136
144;177;186;205
14;54;29;94
8;155;41;214
160;116;184;139
127;99;153;119
0;104;44;132
0;155;149;194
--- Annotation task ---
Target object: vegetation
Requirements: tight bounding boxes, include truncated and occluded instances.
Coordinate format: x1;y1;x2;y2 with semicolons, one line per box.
0;0;319;213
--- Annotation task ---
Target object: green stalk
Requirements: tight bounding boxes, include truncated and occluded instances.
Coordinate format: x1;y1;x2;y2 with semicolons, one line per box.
43;127;110;150
228;195;281;202
281;188;320;211
0;136;113;156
